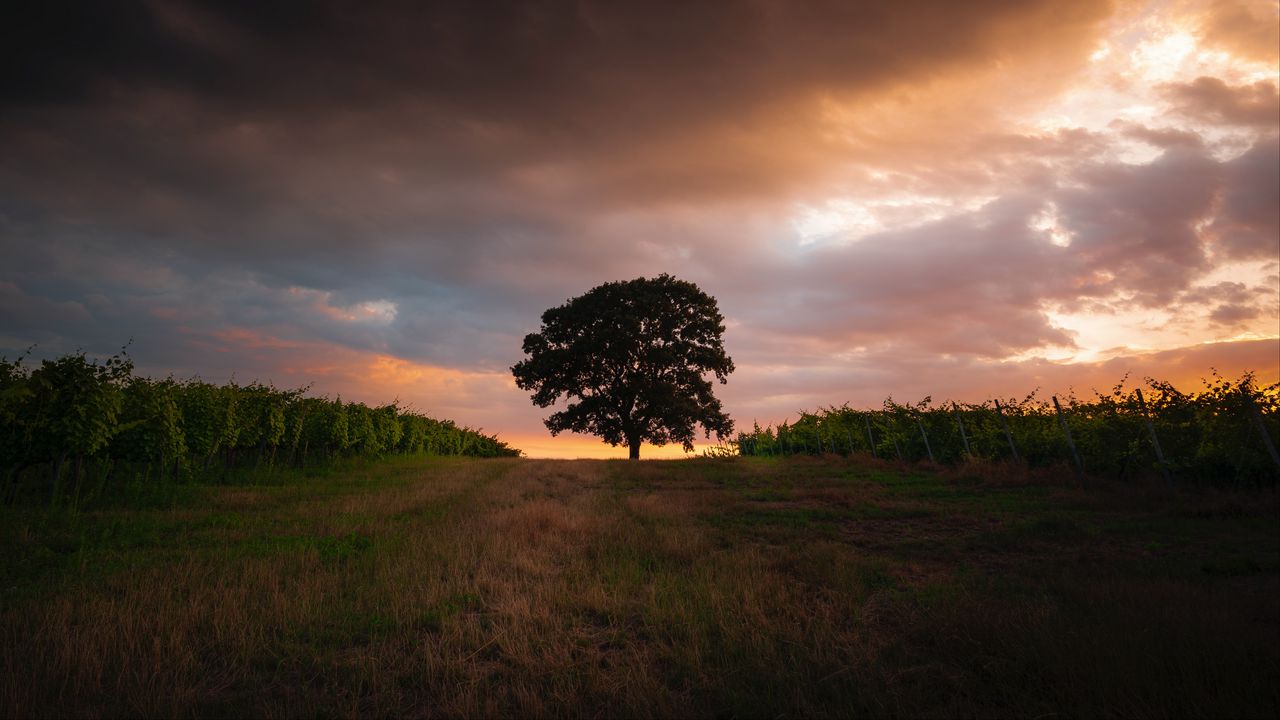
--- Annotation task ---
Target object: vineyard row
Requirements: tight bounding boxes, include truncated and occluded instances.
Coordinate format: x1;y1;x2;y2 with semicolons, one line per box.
0;350;520;507
733;372;1280;487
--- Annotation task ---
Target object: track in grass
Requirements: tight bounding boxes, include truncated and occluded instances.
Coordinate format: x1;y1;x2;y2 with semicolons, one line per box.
2;456;1277;717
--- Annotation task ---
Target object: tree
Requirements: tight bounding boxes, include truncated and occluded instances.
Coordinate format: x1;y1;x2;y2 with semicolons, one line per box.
512;274;735;459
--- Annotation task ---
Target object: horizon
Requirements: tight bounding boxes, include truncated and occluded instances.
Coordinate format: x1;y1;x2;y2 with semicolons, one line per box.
3;0;1277;459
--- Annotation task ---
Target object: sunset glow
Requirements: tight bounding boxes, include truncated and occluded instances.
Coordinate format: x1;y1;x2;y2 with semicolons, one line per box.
2;0;1276;457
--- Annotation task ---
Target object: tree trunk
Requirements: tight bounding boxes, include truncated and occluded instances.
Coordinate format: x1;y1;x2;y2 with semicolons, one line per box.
628;437;641;460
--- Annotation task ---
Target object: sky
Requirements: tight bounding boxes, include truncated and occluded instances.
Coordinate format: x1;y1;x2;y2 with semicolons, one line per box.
2;0;1277;458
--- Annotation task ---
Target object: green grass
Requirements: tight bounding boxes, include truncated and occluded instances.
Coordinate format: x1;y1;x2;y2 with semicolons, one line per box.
2;455;1277;718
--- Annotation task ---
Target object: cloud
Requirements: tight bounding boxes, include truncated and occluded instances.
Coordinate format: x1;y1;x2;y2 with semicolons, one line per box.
0;0;1276;456
1053;146;1220;307
1164;76;1280;126
1211;135;1280;260
0;281;92;342
1208;303;1260;324
1197;0;1280;64
724;338;1280;427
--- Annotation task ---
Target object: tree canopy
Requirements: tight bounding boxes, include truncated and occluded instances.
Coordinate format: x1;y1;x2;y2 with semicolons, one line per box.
511;274;735;459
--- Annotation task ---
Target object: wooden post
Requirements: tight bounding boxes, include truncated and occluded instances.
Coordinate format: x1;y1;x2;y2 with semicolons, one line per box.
892;435;904;461
994;399;1019;461
50;454;65;507
1053;396;1085;484
1134;388;1173;488
1243;385;1280;471
915;413;935;463
953;402;972;458
846;427;855;456
864;415;878;459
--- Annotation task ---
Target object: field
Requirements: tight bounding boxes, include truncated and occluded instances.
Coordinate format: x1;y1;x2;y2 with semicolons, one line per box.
2;456;1278;718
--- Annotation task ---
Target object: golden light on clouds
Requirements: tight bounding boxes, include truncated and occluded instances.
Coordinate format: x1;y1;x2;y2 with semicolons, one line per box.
1;0;1276;459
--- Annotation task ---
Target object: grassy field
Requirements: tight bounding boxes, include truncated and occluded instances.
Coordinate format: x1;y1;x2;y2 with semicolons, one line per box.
2;456;1277;718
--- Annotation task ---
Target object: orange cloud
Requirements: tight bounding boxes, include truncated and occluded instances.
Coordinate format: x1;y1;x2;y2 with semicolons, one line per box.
1197;0;1280;64
2;0;1276;465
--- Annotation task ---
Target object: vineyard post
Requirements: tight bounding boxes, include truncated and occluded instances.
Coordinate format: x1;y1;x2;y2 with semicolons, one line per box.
864;415;878;459
993;399;1019;461
50;453;66;507
1134;388;1174;488
1242;383;1280;470
953;402;972;458
69;454;86;510
1;465;13;505
1053;396;1085;484
914;412;935;463
846;426;855;456
94;458;113;503
891;432;903;461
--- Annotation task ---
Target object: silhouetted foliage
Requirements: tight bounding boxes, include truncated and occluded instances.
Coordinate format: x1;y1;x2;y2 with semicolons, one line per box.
512;274;735;458
735;371;1280;488
0;348;520;508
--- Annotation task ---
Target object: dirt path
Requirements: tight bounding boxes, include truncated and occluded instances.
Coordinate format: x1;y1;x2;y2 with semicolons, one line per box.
3;456;1276;718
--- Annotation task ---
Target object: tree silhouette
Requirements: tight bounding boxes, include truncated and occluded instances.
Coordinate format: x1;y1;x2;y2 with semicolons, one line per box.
512;274;734;459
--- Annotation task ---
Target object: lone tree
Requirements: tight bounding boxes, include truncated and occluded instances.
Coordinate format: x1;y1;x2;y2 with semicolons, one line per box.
512;274;735;459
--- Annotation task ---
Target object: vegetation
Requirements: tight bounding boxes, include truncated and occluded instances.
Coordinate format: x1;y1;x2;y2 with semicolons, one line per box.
2;456;1276;717
512;274;734;459
734;372;1280;487
0;349;519;508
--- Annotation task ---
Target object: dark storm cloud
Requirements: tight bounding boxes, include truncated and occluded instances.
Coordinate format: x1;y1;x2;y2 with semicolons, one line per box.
0;0;1114;362
1;0;1115;224
6;0;1106;117
1;1;223;105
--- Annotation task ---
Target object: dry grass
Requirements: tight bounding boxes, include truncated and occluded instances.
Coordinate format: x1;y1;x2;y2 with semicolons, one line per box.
2;455;1277;718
